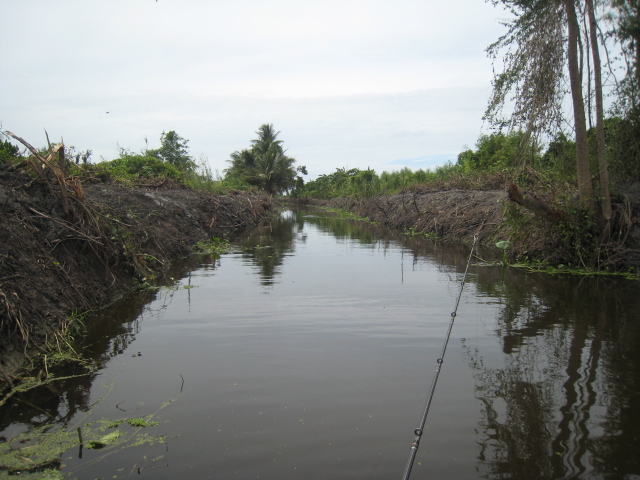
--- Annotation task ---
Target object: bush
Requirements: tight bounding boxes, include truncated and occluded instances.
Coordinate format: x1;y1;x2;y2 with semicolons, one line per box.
0;139;20;164
599;116;640;184
101;153;183;180
457;131;540;172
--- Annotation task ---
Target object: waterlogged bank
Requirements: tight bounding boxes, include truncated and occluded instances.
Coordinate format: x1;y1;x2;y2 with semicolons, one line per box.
0;166;274;369
318;185;640;274
1;209;639;479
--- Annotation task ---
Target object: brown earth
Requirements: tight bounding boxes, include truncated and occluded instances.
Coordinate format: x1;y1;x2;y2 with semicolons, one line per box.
320;183;640;270
0;165;274;377
326;189;505;243
2;164;639;385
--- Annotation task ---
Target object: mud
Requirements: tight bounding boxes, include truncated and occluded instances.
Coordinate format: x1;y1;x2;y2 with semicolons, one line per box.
325;189;505;243
320;184;640;270
0;166;274;368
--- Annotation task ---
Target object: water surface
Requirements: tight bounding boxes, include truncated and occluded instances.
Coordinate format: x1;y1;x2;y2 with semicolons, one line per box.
2;208;639;479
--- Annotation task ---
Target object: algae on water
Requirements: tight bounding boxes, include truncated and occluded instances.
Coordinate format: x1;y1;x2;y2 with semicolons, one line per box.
0;415;165;477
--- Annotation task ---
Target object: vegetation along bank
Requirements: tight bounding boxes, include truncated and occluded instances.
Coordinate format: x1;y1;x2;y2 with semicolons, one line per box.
0;131;275;389
319;173;640;273
2;110;640;392
2;0;639;382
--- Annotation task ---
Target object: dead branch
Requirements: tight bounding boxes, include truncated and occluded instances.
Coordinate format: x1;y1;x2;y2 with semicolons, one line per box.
507;183;564;223
28;208;104;245
5;131;74;215
4;131;47;162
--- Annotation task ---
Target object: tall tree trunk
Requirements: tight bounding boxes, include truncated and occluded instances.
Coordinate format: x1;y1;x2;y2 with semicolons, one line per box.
635;2;640;111
564;0;597;213
586;0;612;227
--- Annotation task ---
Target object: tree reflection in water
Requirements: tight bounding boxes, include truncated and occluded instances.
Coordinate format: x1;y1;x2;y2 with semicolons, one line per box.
2;208;638;480
0;255;221;433
236;210;299;286
247;209;640;478
468;270;640;479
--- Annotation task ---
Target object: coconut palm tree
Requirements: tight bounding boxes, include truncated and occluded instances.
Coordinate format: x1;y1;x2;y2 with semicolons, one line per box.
225;124;306;195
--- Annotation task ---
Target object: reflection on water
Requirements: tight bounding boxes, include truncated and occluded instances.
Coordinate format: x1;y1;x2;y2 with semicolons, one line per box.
0;208;639;479
470;270;640;479
236;210;300;285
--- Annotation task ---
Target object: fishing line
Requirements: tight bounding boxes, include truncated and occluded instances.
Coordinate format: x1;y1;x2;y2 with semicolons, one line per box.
401;235;478;480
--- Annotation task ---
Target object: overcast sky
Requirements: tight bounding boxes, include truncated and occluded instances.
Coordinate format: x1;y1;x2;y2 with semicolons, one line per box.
1;1;510;180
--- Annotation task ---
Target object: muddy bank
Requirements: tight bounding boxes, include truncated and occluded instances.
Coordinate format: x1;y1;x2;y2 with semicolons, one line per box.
0;166;274;368
325;189;505;243
299;185;640;272
2;169;638;377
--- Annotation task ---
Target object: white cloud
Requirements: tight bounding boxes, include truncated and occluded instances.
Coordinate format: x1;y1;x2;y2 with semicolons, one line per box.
1;0;509;180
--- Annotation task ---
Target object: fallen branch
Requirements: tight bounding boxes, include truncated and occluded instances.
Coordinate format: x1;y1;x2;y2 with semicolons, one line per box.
5;131;72;215
507;183;564;223
28;207;104;245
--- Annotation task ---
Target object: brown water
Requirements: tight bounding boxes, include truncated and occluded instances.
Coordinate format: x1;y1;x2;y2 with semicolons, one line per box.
2;208;639;479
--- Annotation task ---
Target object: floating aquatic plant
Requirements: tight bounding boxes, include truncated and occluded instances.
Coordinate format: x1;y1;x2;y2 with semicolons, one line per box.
0;386;176;478
495;240;511;267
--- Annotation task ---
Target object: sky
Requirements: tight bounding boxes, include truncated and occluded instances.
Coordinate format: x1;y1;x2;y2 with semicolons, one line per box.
0;0;511;180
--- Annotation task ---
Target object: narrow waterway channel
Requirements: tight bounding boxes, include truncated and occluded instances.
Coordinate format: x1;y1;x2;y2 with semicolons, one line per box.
2;208;639;479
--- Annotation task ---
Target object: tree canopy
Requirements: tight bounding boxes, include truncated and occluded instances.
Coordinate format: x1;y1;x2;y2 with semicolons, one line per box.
147;130;195;172
484;0;636;219
608;0;640;112
225;124;306;195
99;130;200;183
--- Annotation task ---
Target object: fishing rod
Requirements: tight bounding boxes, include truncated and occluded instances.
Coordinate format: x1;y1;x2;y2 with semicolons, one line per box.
401;235;478;480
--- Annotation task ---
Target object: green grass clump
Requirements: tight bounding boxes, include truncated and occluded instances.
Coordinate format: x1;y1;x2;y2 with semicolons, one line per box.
193;238;233;256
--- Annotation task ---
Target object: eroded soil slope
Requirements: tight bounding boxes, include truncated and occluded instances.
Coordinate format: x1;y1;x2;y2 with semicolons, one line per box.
324;184;640;269
327;189;505;243
0;166;273;362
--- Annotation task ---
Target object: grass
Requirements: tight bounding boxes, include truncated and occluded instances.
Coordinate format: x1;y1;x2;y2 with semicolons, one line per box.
403;227;438;239
319;207;378;224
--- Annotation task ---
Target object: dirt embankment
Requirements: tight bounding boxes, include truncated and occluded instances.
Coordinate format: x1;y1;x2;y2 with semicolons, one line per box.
0;166;274;368
316;185;640;271
326;189;505;243
2;165;639;379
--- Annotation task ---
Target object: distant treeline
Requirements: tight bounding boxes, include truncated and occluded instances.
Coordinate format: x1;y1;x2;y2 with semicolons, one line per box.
3;117;638;202
294;116;640;200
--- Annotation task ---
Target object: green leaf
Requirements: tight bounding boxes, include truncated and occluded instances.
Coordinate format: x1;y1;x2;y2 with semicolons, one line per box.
495;240;511;250
88;430;121;449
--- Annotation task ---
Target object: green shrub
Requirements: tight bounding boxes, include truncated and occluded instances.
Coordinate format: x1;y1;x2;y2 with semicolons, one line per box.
102;153;183;180
0;138;20;164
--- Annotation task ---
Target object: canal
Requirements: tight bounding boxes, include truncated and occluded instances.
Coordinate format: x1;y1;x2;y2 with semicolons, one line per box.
1;208;639;479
